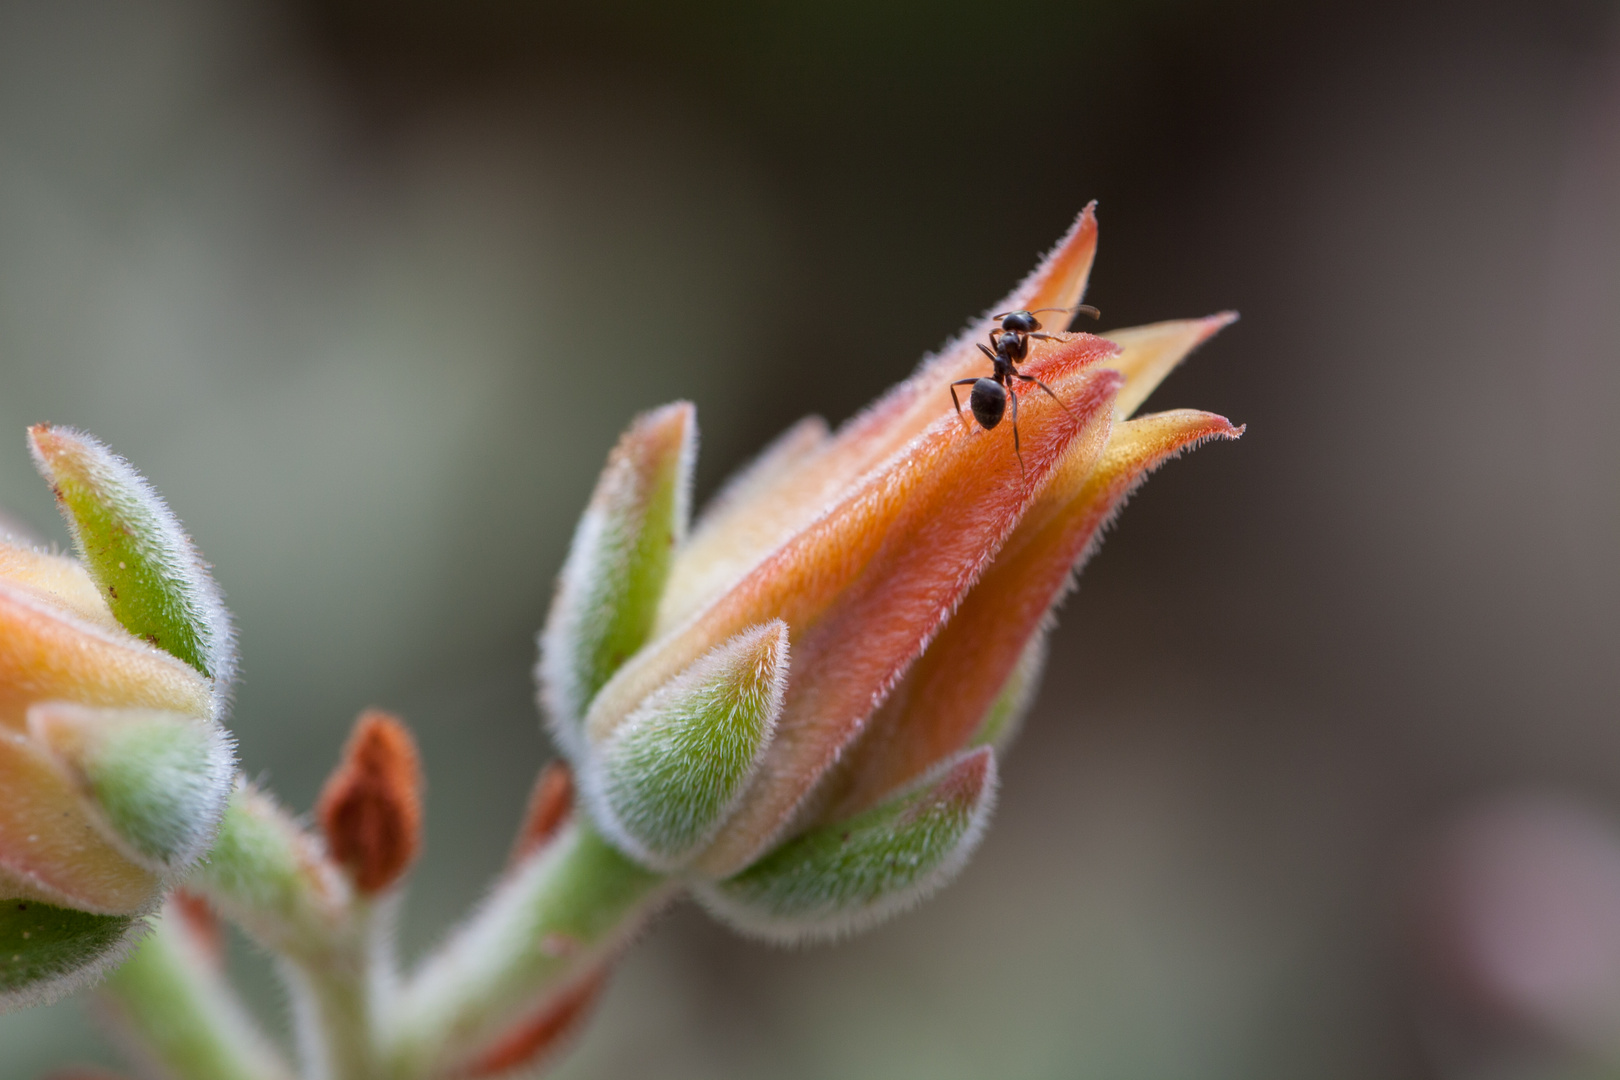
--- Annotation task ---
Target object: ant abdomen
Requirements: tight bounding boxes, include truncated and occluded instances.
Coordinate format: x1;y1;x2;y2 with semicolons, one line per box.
970;378;1007;430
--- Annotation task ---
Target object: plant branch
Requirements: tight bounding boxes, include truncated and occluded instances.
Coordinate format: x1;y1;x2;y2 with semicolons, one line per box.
383;822;673;1079
100;908;295;1080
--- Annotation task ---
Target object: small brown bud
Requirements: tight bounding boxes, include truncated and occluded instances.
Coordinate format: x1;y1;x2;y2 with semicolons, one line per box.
508;761;574;868
317;710;423;894
459;969;608;1077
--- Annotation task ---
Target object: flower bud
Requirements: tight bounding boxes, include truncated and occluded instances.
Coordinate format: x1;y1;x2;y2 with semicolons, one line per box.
0;429;240;1008
317;710;423;895
540;206;1244;941
0;430;235;959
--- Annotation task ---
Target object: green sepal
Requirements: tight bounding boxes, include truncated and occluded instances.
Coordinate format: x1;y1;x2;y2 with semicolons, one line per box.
537;403;695;760
0;898;138;1011
31;704;233;874
28;425;234;690
700;747;997;943
591;621;787;870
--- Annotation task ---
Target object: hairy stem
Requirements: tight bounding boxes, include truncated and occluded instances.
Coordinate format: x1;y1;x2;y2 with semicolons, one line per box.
101;908;295;1080
384;822;673;1078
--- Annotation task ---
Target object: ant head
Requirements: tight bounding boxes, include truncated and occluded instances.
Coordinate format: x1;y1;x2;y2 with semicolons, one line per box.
999;310;1041;334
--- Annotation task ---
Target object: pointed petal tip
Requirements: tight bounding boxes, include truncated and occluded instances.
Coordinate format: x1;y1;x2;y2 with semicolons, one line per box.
1116;408;1245;458
1104;312;1240;421
1194;310;1240;342
1008;203;1101;324
612;401;696;489
25;425;235;692
540;400;698;756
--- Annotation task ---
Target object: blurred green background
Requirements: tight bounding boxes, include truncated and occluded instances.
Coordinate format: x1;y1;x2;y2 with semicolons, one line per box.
2;0;1620;1076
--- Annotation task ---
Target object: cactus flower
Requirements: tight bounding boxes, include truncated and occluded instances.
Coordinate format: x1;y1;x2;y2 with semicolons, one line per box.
0;428;236;1007
540;204;1244;941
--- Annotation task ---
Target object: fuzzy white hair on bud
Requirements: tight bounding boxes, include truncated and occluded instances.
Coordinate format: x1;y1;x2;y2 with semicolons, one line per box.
29;704;235;878
27;426;236;715
697;747;998;944
586;621;788;871
0;899;144;1013
538;403;696;762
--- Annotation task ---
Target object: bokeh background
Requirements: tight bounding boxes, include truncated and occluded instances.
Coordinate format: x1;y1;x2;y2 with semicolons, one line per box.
2;0;1619;1076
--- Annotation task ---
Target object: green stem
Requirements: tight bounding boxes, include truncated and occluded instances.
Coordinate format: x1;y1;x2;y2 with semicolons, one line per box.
384;822;673;1079
280;954;375;1080
102;909;295;1080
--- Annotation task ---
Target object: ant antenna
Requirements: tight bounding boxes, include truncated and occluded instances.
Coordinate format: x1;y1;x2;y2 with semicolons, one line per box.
992;304;1101;320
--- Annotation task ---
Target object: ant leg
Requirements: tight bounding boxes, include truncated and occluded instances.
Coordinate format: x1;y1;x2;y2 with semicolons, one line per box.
978;341;998;362
949;379;977;427
1009;384;1027;483
1016;374;1077;420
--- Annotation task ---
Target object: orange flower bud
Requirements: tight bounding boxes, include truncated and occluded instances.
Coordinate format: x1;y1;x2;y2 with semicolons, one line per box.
540;204;1244;936
317;710;423;894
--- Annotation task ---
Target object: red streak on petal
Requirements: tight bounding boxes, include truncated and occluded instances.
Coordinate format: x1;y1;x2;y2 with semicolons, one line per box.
830;409;1244;815
457;968;609;1078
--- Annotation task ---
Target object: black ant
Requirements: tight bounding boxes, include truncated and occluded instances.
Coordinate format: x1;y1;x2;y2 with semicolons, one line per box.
949;304;1100;477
